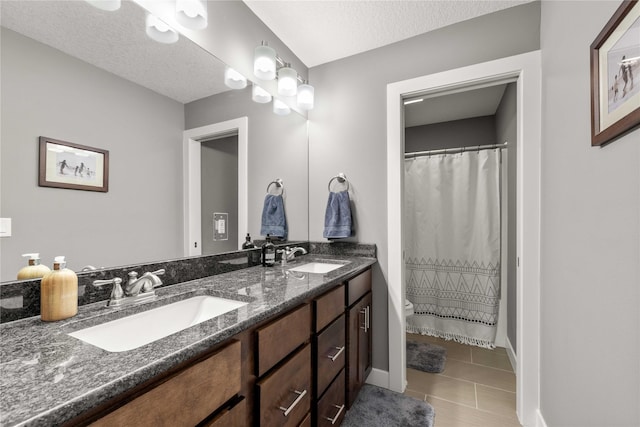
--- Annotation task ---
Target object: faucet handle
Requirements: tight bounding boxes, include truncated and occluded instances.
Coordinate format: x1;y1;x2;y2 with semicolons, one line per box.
92;277;124;303
149;269;165;276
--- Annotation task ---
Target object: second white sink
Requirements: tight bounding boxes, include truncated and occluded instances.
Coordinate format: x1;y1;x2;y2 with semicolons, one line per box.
68;296;248;352
288;262;345;274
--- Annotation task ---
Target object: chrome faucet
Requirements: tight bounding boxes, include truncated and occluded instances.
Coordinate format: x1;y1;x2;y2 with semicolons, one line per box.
92;269;165;307
278;246;308;266
125;269;165;296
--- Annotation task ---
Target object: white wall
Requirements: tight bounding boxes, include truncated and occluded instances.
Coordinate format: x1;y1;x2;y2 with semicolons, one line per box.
0;29;184;280
308;2;540;371
540;2;640;425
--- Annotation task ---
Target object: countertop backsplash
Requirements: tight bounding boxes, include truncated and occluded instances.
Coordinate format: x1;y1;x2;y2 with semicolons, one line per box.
0;241;375;323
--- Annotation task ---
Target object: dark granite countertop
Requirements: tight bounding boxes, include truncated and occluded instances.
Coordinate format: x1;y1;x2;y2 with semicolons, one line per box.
0;254;376;426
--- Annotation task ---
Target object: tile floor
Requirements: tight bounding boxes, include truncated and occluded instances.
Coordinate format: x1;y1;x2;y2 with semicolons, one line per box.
404;333;521;427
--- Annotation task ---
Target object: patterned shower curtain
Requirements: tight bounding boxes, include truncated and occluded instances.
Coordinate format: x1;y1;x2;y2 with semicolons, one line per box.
405;149;501;349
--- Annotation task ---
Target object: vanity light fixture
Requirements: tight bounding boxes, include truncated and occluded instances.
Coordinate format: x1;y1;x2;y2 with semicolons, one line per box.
277;64;298;97
297;81;315;110
85;0;121;11
254;42;277;81
224;66;247;90
252;84;272;103
175;0;208;30
273;99;291;116
145;14;179;44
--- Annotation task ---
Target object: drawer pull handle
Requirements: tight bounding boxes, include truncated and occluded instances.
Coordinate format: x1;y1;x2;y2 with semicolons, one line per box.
325;404;345;424
327;346;345;362
279;389;307;416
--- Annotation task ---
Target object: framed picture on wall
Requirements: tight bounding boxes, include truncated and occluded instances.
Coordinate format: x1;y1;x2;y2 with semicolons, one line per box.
590;0;640;146
38;136;109;192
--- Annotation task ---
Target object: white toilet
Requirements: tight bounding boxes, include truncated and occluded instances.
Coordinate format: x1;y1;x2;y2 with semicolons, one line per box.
405;299;414;317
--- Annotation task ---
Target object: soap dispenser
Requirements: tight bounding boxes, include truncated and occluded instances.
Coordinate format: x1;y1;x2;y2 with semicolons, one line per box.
261;234;276;267
40;256;78;322
242;233;255;250
17;253;51;280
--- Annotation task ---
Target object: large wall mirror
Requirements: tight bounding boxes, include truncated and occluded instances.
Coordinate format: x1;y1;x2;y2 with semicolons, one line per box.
0;0;309;282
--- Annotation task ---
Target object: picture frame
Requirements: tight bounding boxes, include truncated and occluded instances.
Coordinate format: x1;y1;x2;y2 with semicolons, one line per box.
38;136;109;192
590;0;640;146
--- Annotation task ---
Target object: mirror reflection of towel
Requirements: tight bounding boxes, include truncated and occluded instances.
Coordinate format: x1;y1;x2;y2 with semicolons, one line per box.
323;190;353;239
261;194;287;238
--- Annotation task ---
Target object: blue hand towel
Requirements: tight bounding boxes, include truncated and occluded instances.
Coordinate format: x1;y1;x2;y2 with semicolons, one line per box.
261;194;287;239
323;190;353;239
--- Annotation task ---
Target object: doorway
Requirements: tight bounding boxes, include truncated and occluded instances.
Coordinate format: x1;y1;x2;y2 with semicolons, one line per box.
183;117;248;256
386;51;541;426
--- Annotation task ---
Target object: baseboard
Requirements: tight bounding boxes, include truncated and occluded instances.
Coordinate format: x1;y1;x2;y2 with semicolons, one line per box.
505;336;517;372
535;409;548;427
365;368;389;389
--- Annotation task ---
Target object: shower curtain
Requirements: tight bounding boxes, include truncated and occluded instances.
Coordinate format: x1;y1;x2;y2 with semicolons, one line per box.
405;149;501;349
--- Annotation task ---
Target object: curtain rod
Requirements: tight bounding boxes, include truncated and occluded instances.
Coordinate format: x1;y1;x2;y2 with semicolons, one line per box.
404;142;508;159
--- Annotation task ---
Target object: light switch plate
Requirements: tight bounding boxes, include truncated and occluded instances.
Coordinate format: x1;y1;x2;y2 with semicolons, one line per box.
0;218;12;237
213;213;228;241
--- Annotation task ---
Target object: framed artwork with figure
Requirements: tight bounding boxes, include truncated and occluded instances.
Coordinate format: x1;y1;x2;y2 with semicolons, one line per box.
590;0;640;146
38;136;109;192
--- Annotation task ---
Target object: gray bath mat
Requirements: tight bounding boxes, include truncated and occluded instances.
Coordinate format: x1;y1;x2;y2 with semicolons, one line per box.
342;384;435;427
406;339;447;373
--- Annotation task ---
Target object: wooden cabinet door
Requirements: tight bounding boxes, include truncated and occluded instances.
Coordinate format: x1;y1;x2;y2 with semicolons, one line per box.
346;292;372;408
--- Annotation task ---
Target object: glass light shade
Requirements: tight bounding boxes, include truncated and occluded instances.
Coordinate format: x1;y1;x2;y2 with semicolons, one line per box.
254;44;276;80
278;66;298;96
175;0;208;30
145;14;179;44
224;67;247;90
297;83;314;110
85;0;121;11
273;99;291;116
252;85;272;103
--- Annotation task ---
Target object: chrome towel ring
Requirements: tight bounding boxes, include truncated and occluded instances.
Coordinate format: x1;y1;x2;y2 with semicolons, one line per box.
266;178;284;195
328;173;349;192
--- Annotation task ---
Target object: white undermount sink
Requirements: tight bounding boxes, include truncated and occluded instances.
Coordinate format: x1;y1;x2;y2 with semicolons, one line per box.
68;296;248;352
288;262;345;274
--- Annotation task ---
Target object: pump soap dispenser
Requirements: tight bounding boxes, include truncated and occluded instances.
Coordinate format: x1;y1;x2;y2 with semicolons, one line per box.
40;256;78;322
17;253;51;280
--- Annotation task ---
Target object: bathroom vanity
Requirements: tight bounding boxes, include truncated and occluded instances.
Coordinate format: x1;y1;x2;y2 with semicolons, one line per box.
0;254;375;426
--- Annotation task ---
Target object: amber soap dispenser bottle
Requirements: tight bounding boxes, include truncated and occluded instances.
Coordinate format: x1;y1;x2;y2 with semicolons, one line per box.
40;256;78;322
17;253;51;280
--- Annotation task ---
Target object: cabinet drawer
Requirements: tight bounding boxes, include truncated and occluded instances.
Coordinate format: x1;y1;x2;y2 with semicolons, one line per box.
315;285;345;332
201;397;246;427
317;369;346;427
91;340;241;427
257;344;311;427
298;413;311;427
346;269;372;307
316;314;345;397
256;304;311;377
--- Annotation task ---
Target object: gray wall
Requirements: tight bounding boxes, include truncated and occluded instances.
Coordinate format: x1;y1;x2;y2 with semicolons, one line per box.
494;82;517;352
201;136;238;254
0;29;184;280
308;2;541;371
185;88;309;242
405;116;497;151
540;2;639;425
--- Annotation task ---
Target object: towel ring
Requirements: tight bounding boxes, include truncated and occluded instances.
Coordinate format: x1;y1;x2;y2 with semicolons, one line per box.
328;173;349;192
266;178;284;195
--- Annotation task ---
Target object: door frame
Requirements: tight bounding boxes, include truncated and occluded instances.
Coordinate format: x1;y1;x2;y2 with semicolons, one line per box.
183;117;248;256
386;51;541;426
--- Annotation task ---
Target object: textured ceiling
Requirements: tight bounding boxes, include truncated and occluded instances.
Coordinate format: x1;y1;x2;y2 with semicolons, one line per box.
0;0;228;104
243;0;532;67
